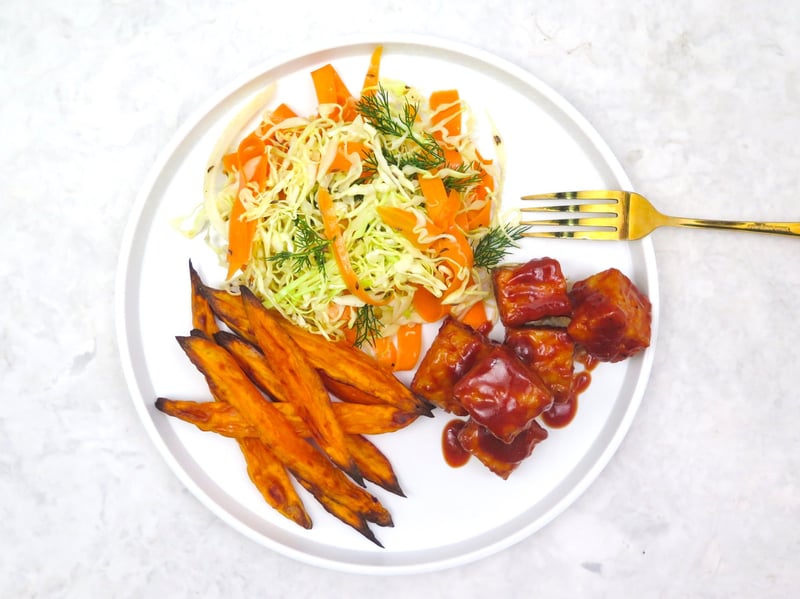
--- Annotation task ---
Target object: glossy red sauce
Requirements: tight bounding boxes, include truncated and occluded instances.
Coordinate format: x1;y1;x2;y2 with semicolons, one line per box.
442;419;470;467
575;347;599;371
540;370;592;428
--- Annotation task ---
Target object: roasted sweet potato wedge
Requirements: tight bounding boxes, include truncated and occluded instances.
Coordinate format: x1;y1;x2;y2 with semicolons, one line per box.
345;434;405;497
189;260;219;337
157;397;417;437
200;281;429;416
276;316;432;416
155;397;256;437
200;285;256;343
157;397;405;496
295;477;383;547
320;373;385;406
237;437;312;529
240;287;363;485
176;334;390;533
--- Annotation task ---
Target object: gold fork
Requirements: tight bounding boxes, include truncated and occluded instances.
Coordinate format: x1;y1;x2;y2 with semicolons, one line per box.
520;190;800;240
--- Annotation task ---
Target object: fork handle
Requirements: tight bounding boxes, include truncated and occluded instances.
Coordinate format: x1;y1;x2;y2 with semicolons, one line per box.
666;216;800;237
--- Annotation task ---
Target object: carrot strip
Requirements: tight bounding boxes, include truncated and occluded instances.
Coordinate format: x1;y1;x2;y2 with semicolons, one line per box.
419;176;460;229
311;64;339;105
394;322;422;371
429;89;461;139
376;206;443;250
412;286;449;322
311;64;356;121
226;133;268;279
459;301;490;332
361;46;383;95
269;103;298;123
373;337;397;370
317;188;389;306
327;141;369;173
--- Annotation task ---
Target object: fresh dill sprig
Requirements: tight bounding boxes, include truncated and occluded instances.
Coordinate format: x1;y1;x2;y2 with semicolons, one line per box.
356;87;407;137
442;163;483;192
472;223;531;269
266;215;330;276
353;304;382;348
355;86;446;172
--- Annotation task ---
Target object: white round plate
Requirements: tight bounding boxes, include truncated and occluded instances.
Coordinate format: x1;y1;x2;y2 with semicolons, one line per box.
116;36;659;574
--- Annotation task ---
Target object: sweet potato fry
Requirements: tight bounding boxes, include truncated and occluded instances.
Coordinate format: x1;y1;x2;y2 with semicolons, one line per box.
240;287;363;485
320;373;385;406
200;285;256;343
189;260;219;337
345;435;405;497
176;334;392;530
277;317;433;416
213;330;290;402
200;282;431;416
237;437;312;529
155;397;255;437
295;477;383;547
157;398;417;436
157;398;405;495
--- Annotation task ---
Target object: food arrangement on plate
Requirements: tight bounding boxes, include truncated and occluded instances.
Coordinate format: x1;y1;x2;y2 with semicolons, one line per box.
157;45;652;547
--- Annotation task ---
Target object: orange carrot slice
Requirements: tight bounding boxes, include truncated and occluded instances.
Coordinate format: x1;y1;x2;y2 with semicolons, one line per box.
373;337;397;370
311;64;356;121
362;46;383;96
226;133;268;279
412;286;449;322
459;301;490;332
317;188;389;306
429;89;461;139
394;323;422;371
418;175;460;229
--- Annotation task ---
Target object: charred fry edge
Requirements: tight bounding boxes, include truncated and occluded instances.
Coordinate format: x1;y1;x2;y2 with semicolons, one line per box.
240;287;364;487
189;260;220;337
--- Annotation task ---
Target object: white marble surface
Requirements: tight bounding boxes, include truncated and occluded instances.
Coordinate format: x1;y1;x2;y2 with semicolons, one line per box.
2;0;799;596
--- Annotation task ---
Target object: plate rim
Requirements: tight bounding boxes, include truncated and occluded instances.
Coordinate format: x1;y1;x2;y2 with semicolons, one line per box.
115;33;659;575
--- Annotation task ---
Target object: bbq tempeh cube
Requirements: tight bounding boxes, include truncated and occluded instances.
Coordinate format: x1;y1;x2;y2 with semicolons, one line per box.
457;418;548;479
452;344;553;443
504;326;575;404
411;317;492;415
492;257;573;327
567;268;652;362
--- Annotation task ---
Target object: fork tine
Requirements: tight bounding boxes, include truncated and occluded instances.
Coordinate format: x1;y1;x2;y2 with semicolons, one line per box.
519;202;618;215
523;216;617;227
520;190;626;201
521;228;620;241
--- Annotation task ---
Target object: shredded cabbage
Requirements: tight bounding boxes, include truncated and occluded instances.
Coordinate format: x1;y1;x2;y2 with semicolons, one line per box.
197;79;500;342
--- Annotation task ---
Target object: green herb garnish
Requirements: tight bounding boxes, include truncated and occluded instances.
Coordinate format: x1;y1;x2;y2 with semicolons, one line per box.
442;163;483;192
472;223;531;269
355;86;445;172
266;215;330;276
353;304;382;348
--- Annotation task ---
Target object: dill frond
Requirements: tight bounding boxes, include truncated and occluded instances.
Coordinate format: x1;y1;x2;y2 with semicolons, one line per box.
472;223;531;269
266;215;330;276
353;304;382;348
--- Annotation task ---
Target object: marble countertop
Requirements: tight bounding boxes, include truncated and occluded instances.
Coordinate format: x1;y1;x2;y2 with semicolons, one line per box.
3;0;799;596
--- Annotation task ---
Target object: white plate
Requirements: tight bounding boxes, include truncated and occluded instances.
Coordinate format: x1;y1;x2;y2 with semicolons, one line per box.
116;36;659;574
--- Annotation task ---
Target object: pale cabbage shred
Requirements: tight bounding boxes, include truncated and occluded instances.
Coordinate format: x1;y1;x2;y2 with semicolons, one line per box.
205;80;499;342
